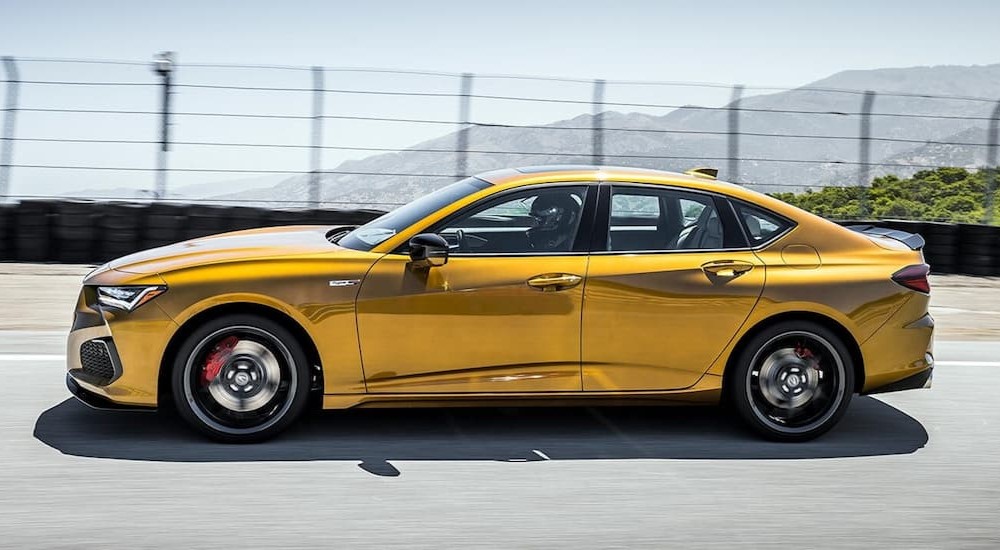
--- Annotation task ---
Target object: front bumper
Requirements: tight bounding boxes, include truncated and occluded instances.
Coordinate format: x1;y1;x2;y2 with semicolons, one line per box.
66;373;154;411
66;285;177;408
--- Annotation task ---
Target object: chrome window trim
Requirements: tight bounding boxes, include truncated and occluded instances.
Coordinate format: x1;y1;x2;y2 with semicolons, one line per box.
383;251;589;258
590;247;753;256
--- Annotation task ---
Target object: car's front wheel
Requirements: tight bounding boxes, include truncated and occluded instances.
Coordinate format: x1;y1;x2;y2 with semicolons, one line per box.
171;314;310;443
729;321;855;441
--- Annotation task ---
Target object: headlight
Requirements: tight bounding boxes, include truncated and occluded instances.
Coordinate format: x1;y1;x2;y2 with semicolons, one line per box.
96;286;167;311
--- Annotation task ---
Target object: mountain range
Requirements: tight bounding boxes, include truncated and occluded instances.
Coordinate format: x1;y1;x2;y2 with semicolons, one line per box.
158;64;1000;207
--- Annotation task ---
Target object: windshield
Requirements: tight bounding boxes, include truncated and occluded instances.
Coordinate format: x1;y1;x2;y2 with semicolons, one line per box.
337;177;492;251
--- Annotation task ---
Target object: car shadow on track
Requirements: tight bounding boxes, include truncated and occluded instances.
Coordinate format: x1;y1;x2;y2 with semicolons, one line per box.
34;396;927;476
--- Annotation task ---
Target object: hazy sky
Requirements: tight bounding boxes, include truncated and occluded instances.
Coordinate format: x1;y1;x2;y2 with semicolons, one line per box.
5;0;1000;85
2;0;999;197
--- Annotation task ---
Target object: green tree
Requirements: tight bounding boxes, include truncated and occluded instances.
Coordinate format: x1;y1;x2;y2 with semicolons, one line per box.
771;167;996;225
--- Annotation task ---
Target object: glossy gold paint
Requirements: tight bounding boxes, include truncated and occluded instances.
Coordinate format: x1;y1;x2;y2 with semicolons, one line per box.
357;254;587;393
66;166;933;409
582;250;765;391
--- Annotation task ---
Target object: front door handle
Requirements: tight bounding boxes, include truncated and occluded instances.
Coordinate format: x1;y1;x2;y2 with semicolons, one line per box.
701;260;754;278
527;273;583;291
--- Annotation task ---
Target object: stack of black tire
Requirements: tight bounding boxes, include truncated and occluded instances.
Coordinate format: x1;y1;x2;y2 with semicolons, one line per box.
227;206;264;232
143;203;188;251
3;201;998;274
917;221;960;275
100;203;146;262
53;201;101;263
0;203;11;261
957;224;998;276
265;208;312;228
181;205;229;242
13;200;53;262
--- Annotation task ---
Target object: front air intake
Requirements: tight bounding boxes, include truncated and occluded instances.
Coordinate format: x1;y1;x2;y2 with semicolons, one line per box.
80;340;117;384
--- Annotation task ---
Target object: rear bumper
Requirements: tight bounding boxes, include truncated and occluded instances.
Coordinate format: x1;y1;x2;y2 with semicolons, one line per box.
860;294;935;392
864;363;933;395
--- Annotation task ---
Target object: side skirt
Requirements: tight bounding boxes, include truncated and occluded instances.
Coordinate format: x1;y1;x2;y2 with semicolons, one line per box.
322;387;722;410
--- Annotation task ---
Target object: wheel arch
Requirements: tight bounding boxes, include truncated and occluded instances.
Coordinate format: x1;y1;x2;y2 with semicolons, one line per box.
721;311;865;395
157;302;323;406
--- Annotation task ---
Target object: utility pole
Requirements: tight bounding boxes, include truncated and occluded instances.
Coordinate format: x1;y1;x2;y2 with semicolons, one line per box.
985;100;1000;225
152;51;175;200
0;56;19;201
309;66;324;207
858;90;876;218
455;72;473;178
727;85;744;183
592;79;605;166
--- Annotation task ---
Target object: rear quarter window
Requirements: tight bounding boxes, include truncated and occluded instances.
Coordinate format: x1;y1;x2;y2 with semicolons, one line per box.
733;201;794;246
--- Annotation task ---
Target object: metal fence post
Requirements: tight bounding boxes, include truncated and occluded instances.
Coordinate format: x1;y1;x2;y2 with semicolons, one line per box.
152;52;175;200
309;66;324;207
985;100;1000;225
592;79;605;166
858;90;876;218
0;56;19;201
727;85;744;183
455;72;473;178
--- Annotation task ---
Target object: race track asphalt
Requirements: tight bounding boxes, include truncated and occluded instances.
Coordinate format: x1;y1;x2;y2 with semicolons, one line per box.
1;331;998;549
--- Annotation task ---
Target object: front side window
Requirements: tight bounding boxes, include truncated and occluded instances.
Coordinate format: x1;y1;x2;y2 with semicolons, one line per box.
607;186;725;251
434;186;588;254
734;201;793;245
338;177;492;251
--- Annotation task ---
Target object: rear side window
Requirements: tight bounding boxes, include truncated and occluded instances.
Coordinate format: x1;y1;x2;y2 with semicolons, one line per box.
733;201;792;245
606;186;725;251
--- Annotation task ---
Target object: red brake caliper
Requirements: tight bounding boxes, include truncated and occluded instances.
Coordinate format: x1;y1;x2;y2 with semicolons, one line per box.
200;336;239;386
795;343;821;372
794;343;814;360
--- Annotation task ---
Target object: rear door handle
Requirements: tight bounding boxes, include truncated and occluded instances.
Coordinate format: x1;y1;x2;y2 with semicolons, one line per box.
527;273;583;291
701;260;754;278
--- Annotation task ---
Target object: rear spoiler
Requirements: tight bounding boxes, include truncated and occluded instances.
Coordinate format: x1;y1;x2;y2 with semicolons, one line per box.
845;224;925;250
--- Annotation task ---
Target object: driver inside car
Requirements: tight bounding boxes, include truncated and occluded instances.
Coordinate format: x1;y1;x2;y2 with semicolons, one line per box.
526;192;582;251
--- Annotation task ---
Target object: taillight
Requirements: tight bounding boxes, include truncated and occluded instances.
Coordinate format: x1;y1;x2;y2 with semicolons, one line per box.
892;264;930;294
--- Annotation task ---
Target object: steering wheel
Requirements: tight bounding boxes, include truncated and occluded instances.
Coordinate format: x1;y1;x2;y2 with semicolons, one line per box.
454;229;467;252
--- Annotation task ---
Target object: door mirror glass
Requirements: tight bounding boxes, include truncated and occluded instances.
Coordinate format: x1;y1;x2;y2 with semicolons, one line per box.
409;233;449;267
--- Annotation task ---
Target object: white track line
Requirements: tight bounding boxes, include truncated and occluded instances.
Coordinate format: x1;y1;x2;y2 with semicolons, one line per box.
936;361;1000;367
0;354;66;361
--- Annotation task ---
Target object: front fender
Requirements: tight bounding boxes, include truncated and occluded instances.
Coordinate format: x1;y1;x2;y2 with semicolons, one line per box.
154;256;379;395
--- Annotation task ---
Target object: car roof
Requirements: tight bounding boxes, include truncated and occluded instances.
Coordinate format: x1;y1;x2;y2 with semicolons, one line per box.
477;165;731;188
476;164;753;194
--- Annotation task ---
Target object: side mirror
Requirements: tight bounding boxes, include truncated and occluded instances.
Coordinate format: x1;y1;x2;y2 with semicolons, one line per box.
409;233;449;268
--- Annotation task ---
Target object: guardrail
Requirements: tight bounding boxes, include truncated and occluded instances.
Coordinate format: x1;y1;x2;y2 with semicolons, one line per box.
0;201;996;275
0;200;383;265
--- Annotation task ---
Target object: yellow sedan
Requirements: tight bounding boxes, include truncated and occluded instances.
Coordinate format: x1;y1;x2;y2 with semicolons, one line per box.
66;166;934;442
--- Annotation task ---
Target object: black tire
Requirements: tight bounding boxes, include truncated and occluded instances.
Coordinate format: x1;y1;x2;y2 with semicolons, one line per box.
728;321;855;442
171;314;311;443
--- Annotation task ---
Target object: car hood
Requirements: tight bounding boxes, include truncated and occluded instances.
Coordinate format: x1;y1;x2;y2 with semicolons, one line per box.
109;225;348;275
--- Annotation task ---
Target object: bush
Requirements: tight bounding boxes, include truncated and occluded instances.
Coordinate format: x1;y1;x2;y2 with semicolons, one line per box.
772;168;998;224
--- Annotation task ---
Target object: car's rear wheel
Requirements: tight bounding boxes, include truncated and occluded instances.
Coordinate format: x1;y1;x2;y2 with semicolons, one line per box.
729;321;854;441
171;314;310;443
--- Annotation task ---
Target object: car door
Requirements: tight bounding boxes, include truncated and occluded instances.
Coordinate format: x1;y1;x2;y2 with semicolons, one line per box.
582;183;765;391
356;184;594;393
